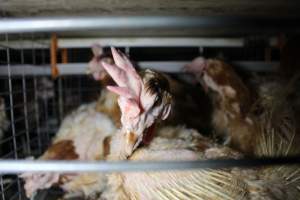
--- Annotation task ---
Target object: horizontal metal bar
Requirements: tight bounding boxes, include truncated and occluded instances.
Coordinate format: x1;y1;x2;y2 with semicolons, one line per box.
0;16;214;33
0;39;49;49
56;62;190;74
0;37;281;49
2;38;243;49
0;16;300;34
0;38;244;49
0;65;51;76
0;156;299;173
74;61;279;73
58;37;245;48
0;61;278;76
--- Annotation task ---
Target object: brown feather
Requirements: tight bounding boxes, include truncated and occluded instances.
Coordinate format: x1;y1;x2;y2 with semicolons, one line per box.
103;136;112;158
42;140;79;160
96;90;121;128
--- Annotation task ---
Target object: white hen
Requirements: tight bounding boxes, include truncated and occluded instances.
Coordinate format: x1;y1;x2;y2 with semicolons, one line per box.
21;90;119;199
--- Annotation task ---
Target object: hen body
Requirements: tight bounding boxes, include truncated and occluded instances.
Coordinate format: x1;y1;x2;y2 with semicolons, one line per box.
103;123;300;200
187;58;257;153
22;90;119;198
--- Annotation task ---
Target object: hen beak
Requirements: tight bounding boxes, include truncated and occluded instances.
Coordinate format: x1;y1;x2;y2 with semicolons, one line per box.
183;64;209;92
199;77;209;93
86;68;91;74
181;65;198;84
182;64;190;73
124;131;142;156
197;64;209;92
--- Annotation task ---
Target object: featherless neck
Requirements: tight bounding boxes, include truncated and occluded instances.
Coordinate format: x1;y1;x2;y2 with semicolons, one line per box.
142;123;156;145
107;131;129;161
107;123;157;161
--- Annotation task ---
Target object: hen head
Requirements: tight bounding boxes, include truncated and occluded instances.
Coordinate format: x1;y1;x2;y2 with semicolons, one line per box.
102;47;172;156
88;44;113;80
185;57;247;100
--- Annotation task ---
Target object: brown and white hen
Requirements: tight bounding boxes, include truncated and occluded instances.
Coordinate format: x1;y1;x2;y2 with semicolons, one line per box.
21;87;119;199
185;57;257;154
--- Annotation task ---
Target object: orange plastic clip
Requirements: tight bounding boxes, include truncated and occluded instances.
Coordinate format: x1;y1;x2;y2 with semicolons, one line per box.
51;33;59;79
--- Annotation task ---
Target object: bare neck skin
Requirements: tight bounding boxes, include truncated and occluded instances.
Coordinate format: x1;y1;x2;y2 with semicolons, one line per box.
107;130;130;161
107;124;157;161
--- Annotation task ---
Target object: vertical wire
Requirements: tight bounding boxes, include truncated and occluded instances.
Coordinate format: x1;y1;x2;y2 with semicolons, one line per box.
33;76;42;154
0;33;6;200
69;74;72;109
5;33;18;160
78;76;82;103
57;42;64;122
33;34;42;154
58;77;64;122
125;46;130;57
52;84;56;130
0;176;5;200
199;47;204;55
21;33;31;156
5;33;22;200
41;38;50;145
52;45;57;132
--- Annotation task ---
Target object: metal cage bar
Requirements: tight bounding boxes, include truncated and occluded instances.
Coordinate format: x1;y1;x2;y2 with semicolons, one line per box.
0;156;299;173
0;61;279;76
0;16;299;34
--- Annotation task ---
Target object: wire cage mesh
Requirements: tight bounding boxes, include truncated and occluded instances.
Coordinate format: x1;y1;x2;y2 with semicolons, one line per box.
0;33;104;199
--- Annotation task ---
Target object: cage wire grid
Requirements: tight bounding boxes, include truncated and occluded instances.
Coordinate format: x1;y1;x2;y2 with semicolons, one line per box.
0;33;51;200
0;33;102;199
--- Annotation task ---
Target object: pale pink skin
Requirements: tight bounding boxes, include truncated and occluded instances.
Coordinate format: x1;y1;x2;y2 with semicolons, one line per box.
184;57;209;92
102;47;171;156
88;44;108;80
20;172;60;197
184;57;207;74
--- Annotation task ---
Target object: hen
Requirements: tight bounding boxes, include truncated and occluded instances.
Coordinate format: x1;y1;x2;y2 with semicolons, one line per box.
185;57;300;155
88;44;114;83
21;89;119;198
185;57;257;154
100;48;300;200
